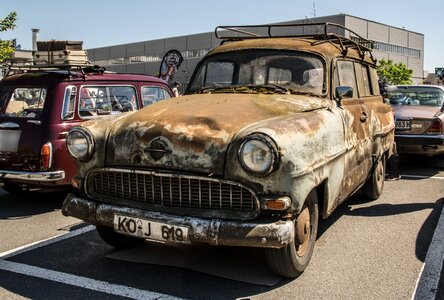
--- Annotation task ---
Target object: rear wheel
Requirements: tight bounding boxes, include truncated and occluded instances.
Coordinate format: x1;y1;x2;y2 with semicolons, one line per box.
96;225;145;249
265;190;319;278
362;155;385;200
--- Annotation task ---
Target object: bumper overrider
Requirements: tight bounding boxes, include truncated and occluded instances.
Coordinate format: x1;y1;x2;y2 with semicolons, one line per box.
62;193;295;248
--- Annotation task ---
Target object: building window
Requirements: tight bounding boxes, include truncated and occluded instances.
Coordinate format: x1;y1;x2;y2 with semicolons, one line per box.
350;36;420;58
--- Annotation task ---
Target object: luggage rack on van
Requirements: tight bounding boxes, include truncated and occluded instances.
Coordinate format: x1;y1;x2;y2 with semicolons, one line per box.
4;63;106;79
215;22;375;61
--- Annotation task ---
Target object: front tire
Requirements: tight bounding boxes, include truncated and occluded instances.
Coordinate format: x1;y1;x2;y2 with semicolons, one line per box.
362;155;385;200
96;225;145;249
265;190;319;278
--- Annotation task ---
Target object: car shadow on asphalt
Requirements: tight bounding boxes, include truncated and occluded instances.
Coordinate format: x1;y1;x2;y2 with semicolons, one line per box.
0;189;67;219
318;193;443;263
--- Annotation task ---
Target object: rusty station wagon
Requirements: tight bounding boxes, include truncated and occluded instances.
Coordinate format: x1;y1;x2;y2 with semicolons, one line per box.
62;23;395;278
0;64;173;193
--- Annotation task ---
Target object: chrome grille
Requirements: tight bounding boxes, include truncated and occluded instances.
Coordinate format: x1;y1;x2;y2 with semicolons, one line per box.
86;169;259;219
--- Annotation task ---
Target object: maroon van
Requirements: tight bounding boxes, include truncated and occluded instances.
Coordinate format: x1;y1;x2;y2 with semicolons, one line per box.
0;64;173;193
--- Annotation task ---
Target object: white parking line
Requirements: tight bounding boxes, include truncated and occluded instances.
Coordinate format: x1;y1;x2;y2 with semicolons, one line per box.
0;224;183;299
0;260;181;300
400;174;444;180
0;225;95;259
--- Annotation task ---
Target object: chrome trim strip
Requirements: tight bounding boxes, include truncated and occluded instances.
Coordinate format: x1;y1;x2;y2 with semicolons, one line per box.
0;122;20;129
0;170;65;181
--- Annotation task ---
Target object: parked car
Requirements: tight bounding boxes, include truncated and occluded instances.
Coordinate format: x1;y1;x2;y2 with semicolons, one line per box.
62;23;395;278
387;85;444;156
0;64;173;193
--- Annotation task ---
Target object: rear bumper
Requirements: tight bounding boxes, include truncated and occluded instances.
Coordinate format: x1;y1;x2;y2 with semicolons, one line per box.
395;134;444;146
0;170;65;181
62;193;295;249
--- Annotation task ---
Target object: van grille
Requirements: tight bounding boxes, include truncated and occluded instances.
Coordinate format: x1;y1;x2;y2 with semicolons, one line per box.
86;169;259;220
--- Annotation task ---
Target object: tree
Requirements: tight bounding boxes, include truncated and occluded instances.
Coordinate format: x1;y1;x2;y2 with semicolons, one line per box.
376;58;413;85
0;12;17;62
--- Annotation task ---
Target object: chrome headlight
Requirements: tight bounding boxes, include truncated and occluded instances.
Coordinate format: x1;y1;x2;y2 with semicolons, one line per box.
238;133;279;176
66;127;95;161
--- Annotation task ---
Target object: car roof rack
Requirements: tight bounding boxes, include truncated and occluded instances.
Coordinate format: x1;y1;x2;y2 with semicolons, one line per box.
4;63;106;79
215;22;375;61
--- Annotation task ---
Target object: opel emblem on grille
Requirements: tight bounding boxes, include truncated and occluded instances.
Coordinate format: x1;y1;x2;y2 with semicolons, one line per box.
146;137;171;161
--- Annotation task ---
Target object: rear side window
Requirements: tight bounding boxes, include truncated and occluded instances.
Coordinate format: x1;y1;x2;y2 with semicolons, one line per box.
79;85;137;119
141;86;172;106
355;63;372;97
4;87;47;119
62;86;76;120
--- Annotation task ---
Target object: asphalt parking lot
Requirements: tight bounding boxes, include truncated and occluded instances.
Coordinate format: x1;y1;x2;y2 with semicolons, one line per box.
0;154;443;300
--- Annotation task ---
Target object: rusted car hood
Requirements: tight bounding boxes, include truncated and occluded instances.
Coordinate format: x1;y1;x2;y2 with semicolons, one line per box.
105;93;331;175
392;105;442;120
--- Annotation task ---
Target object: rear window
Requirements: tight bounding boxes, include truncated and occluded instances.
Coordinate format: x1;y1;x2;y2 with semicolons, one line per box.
1;87;47;119
387;87;444;107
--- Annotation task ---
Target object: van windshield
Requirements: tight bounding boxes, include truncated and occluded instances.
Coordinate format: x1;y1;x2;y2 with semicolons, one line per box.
0;87;47;119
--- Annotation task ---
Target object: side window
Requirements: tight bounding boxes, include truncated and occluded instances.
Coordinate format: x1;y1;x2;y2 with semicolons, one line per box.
337;60;358;98
142;86;171;107
5;87;46;119
369;68;380;96
354;63;371;97
79;85;137;119
61;86;76;120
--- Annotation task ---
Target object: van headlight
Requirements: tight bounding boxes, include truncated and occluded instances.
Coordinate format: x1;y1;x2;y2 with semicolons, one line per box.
66;127;95;161
238;133;279;176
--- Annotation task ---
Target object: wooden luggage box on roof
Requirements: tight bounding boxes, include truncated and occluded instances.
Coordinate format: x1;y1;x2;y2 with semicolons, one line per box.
37;40;83;51
33;40;89;65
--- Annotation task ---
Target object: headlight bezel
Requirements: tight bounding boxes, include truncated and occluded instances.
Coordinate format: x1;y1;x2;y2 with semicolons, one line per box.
238;133;280;177
66;127;95;162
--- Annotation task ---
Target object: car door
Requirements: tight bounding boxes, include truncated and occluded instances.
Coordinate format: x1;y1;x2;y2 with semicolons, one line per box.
333;60;373;199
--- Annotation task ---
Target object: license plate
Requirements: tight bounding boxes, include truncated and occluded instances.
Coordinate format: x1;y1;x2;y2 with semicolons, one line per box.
113;214;190;244
395;120;412;130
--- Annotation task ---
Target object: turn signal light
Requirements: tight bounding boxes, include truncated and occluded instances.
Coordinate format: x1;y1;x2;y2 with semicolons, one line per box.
40;142;52;171
263;196;291;210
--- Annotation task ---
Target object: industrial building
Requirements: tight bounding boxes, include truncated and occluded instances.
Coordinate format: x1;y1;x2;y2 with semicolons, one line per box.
86;14;425;88
3;14;424;86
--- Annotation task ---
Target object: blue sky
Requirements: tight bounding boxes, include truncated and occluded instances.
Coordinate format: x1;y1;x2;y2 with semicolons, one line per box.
1;0;442;73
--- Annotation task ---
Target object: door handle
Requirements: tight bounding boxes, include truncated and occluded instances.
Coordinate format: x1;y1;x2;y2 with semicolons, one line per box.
360;111;369;122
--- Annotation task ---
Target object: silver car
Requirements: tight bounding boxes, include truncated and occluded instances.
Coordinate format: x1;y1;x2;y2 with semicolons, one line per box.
388;85;444;156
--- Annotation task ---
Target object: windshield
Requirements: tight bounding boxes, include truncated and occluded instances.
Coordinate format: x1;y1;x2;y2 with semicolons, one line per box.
187;50;325;96
387;87;444;107
0;87;47;119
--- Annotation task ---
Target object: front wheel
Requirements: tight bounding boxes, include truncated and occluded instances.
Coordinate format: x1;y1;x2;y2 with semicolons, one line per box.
96;225;145;249
265;190;319;278
361;155;385;200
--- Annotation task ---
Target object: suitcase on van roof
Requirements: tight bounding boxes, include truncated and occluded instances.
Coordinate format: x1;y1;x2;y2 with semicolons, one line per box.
36;40;83;51
33;50;89;65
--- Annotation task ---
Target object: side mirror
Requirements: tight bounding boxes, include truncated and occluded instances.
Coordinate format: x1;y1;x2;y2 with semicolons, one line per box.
335;86;353;101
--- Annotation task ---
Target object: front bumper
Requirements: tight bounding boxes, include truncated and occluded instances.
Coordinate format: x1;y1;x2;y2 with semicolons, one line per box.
62;193;294;249
0;170;65;181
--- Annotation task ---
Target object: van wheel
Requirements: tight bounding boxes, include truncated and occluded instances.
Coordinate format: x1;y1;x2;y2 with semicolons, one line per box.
362;155;385;200
265;190;319;278
96;225;145;249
